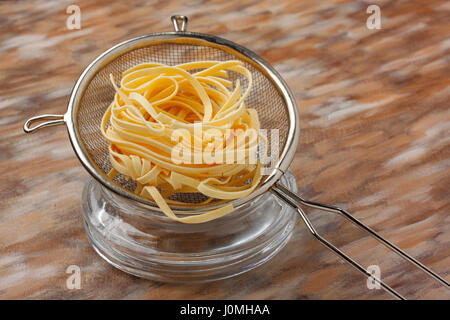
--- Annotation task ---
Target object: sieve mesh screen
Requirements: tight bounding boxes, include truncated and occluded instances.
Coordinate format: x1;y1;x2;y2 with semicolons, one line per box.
76;41;290;206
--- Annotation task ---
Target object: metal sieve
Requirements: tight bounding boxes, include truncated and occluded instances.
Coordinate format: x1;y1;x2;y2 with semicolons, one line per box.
24;16;448;298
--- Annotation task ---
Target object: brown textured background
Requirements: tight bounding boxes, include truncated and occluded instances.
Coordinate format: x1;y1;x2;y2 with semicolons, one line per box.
0;0;449;299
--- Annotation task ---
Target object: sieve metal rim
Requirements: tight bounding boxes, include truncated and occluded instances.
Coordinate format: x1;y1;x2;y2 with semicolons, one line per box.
50;28;299;213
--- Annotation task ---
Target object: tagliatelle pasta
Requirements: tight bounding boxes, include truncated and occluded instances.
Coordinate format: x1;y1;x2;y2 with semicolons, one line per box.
101;60;264;223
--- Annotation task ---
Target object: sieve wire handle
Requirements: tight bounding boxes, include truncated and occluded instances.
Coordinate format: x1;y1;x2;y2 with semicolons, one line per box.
271;183;450;300
23;114;65;133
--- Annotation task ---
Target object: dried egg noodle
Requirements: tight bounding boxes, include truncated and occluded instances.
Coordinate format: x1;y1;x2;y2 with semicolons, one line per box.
101;61;264;223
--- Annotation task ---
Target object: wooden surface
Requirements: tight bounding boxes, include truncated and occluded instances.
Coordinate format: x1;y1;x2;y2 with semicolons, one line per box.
0;0;449;299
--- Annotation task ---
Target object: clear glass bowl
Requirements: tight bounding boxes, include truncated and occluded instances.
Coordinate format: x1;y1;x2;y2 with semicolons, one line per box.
82;170;298;283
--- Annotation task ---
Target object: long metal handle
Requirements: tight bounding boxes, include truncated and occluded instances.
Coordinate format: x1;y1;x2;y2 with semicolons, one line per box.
23;114;65;133
271;183;450;299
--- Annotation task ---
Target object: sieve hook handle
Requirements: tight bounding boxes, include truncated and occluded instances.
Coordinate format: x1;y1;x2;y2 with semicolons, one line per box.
271;183;450;300
171;15;188;32
23;114;65;133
